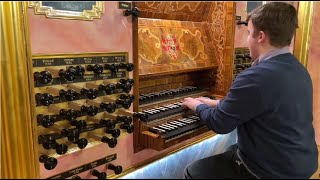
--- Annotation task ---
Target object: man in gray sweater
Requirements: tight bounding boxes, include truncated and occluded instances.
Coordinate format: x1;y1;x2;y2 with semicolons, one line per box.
182;2;318;179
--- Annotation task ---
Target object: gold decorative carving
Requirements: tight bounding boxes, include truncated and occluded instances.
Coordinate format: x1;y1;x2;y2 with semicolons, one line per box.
28;1;104;20
293;1;313;67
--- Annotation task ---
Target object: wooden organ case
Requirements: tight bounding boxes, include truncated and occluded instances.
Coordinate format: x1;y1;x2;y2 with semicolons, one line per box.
131;2;236;152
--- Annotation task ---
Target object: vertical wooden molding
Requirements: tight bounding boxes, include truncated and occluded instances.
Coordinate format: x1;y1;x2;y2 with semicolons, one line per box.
293;2;314;67
224;2;237;95
1;1;39;178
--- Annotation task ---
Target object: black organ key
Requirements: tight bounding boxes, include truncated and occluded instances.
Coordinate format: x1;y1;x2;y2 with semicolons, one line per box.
188;115;200;120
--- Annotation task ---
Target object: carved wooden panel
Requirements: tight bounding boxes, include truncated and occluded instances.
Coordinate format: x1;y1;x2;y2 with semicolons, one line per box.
205;2;236;96
138;18;216;76
135;2;212;22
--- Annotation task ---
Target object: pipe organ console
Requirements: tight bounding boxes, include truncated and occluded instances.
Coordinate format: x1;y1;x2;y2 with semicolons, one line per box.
33;52;133;178
129;2;237;153
134;82;217;151
2;1;238;179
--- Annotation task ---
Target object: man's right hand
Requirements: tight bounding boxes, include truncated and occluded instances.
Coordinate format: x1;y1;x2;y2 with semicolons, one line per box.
194;97;220;108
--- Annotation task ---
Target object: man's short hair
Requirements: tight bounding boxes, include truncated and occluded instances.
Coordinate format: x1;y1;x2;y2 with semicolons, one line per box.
247;2;298;47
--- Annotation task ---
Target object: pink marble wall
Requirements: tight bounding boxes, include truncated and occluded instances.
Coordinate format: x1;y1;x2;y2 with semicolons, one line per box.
234;2;248;48
28;2;133;59
307;1;320;145
234;1;298;52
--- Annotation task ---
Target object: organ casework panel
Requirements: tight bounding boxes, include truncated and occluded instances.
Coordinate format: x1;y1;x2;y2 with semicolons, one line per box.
33;52;133;178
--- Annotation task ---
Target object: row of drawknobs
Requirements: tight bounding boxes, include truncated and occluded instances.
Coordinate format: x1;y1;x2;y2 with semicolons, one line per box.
39;117;134;170
34;63;134;84
37;94;134;128
39;117;133;154
40;153;123;178
36;79;134;106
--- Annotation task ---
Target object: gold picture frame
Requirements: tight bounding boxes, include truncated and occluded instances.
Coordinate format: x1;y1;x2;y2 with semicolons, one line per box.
245;1;266;13
28;1;104;20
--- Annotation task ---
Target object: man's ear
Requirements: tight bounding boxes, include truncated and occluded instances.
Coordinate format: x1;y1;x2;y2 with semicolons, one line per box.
257;31;267;43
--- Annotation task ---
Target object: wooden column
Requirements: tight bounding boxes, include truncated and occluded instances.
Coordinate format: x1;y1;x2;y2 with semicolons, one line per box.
1;1;39;178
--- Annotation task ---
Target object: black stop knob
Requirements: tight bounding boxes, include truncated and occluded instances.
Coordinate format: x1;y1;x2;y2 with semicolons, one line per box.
59;89;79;101
59;67;76;81
133;112;148;121
101;136;117;148
116;116;132;124
99;84;116;95
123;84;133;93
124;7;139;17
91;169;107;179
80;88;98;99
119;94;135;102
34;71;53;84
61;129;80;143
116;83;132;93
116;99;131;109
120;123;134;134
55;143;68;155
119;63;134;72
100;102;116;113
108;163;123;175
81;105;98;116
70;120;87;129
37;114;55;128
100;119;116;129
42;136;56;150
104;63;119;73
126;79;134;85
39;155;57;170
106;129;121;138
118;79;127;84
36;93;54;106
76;138;88;149
87;64;104;75
75;65;85;77
60;109;79;121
